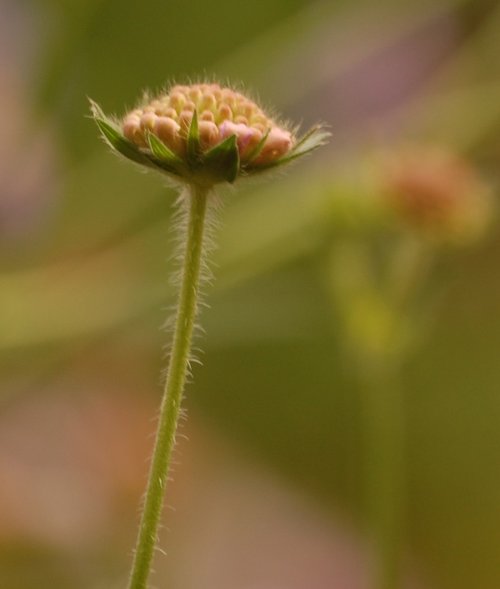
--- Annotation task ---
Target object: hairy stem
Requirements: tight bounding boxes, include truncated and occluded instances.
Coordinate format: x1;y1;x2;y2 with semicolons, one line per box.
128;184;210;589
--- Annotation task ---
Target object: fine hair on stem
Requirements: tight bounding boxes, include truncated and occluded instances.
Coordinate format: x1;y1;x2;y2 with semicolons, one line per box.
127;183;219;589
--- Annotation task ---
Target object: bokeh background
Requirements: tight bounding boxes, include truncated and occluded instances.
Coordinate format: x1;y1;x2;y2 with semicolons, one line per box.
1;0;500;588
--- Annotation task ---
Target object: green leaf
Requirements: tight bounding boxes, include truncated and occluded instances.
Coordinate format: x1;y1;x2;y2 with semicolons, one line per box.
202;134;240;183
186;109;200;165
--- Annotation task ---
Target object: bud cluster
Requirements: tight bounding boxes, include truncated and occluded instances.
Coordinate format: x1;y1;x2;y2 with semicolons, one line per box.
91;82;329;186
122;83;293;164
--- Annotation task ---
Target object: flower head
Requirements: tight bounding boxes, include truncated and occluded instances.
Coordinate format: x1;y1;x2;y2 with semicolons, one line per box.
90;82;329;186
380;147;493;243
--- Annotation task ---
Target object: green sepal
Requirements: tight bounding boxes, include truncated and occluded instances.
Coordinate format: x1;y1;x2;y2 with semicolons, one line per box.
202;134;240;183
89;99;157;169
95;117;156;168
246;125;330;172
186;109;201;165
88;98;107;121
146;132;183;169
275;126;331;165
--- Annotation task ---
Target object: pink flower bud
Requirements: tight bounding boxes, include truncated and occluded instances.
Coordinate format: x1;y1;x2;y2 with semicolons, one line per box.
198;121;220;149
381;147;493;241
140;113;157;132
107;81;325;184
188;87;202;103
200;92;217;111
123;116;142;143
168;91;186;111
200;110;215;122
178;110;193;133
217;104;233;123
253;127;293;163
219;121;263;160
154;117;182;153
182;101;196;112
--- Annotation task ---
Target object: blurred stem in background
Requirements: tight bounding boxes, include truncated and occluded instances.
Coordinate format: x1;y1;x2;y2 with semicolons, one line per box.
362;362;405;589
328;236;431;589
325;143;493;588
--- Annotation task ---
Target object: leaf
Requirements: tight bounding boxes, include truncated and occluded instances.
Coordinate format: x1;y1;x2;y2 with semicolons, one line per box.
186;109;201;165
202;134;240;183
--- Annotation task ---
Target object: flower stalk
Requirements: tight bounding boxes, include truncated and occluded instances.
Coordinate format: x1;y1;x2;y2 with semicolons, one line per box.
326;145;493;589
91;81;328;589
361;360;405;589
127;184;209;589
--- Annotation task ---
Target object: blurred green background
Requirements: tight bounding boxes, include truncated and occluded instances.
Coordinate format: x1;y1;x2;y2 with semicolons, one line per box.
1;0;499;588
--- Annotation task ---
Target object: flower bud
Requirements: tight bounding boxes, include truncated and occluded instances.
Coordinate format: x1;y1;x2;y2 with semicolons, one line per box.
91;82;328;186
178;110;193;132
154;117;182;154
188;86;202;103
217;104;233;123
140;113;157;132
240;101;256;119
182;101;196;112
169;91;186;111
221;88;237;109
381;147;493;242
253;127;293;163
200;92;217;111
211;86;222;101
198;120;220;149
123;115;142;143
200;110;215;122
162;107;178;119
219;121;248;143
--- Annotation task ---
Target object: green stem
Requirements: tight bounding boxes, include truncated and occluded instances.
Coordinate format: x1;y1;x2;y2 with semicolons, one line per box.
127;184;210;589
362;363;405;589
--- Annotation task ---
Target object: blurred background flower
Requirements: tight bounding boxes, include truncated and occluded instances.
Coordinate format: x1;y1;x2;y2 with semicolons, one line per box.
1;0;499;588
